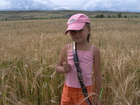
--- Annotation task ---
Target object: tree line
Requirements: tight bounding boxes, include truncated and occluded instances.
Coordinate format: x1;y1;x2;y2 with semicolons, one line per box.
95;13;138;18
1;12;139;21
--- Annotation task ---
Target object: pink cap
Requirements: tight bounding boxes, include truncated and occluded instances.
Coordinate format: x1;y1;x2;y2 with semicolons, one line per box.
65;13;90;35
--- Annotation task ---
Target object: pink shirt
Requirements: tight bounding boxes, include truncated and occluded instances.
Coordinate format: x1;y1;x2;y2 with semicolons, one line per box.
65;44;94;88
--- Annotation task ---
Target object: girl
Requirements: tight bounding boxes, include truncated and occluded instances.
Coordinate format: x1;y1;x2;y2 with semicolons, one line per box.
56;13;102;105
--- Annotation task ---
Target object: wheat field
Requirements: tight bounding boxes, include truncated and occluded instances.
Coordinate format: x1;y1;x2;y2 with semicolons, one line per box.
0;18;140;105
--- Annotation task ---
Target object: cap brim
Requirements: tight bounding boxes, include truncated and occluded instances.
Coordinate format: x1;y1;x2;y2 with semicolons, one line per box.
65;23;85;35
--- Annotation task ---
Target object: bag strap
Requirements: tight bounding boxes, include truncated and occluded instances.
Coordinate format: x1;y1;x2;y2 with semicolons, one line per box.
72;42;92;105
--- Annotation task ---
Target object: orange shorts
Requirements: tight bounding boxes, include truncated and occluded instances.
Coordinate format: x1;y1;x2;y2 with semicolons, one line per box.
61;83;94;105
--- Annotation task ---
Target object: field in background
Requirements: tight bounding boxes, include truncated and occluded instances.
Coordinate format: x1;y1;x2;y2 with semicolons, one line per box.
0;18;140;105
0;10;140;20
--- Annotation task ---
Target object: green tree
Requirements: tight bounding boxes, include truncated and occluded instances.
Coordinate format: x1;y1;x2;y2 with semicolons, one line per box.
95;15;100;18
117;13;122;18
112;15;116;18
108;15;111;18
100;14;104;18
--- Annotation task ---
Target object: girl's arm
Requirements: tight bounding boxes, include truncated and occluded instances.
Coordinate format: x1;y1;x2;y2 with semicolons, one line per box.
93;47;102;97
56;45;71;73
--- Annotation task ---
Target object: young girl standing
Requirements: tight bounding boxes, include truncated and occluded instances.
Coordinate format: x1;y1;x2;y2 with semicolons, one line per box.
56;13;102;105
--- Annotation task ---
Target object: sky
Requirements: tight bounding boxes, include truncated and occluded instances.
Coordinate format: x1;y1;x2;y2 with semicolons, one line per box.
0;0;140;12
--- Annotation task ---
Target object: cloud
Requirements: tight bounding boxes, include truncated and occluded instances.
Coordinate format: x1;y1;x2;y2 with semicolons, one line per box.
0;0;140;12
0;0;11;10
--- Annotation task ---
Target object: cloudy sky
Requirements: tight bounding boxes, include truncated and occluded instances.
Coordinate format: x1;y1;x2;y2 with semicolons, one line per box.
0;0;140;12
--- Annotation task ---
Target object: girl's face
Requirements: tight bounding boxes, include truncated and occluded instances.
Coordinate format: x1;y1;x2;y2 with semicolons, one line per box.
69;24;90;43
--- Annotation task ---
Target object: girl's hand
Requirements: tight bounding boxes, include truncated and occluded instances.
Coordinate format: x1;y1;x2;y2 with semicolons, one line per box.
62;62;71;73
94;98;102;105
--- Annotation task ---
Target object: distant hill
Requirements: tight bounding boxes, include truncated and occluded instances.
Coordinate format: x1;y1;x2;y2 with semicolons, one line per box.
0;10;140;20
